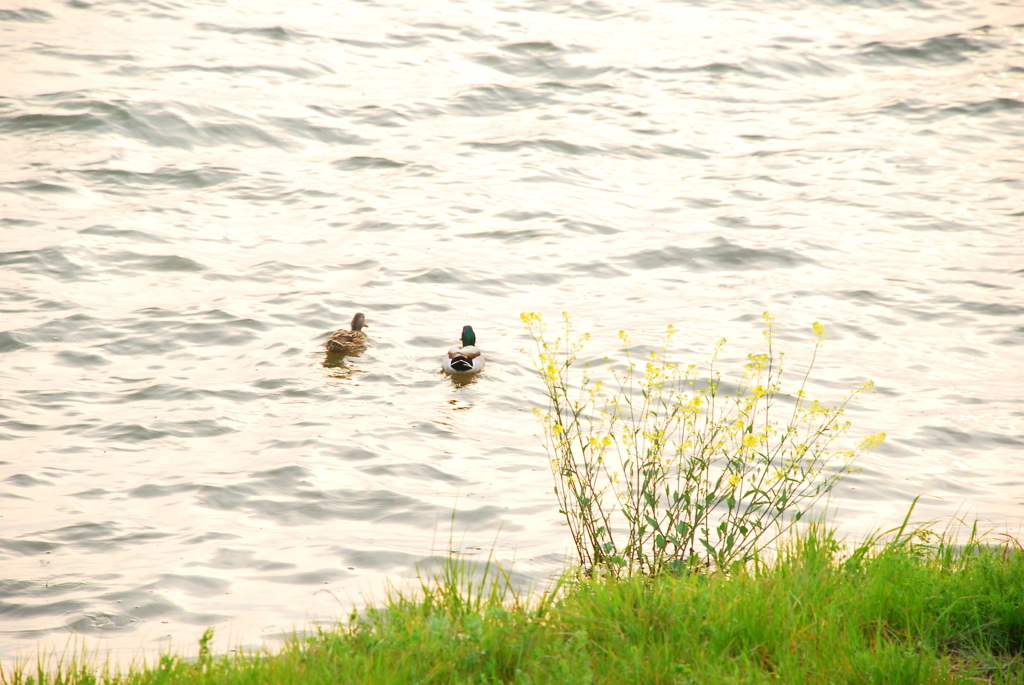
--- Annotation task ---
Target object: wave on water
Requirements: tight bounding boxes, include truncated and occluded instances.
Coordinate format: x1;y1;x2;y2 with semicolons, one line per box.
2;0;1023;666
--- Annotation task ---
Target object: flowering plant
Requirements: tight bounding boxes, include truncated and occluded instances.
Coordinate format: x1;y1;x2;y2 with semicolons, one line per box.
522;311;884;575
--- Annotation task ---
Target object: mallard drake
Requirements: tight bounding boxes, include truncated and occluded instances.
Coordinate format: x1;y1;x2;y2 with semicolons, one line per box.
443;325;485;375
325;312;368;354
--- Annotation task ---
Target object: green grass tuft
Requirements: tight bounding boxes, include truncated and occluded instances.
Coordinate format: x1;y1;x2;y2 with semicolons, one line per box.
5;524;1022;684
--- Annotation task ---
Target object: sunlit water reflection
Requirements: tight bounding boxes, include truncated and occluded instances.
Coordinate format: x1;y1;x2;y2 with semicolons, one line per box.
2;0;1022;666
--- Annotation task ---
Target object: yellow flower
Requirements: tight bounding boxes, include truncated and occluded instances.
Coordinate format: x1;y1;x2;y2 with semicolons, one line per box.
859;432;887;450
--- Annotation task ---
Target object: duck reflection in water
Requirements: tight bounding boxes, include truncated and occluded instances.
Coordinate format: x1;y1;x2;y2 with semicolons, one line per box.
447;372;479;388
322;349;366;380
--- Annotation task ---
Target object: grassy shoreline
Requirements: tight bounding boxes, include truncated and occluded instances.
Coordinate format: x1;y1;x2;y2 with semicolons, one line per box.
5;524;1022;685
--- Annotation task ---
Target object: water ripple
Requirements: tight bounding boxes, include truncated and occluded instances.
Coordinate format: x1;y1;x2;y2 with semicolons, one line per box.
3;0;1023;666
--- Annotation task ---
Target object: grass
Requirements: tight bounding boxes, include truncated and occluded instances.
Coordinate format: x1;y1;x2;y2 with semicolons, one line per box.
5;522;1023;685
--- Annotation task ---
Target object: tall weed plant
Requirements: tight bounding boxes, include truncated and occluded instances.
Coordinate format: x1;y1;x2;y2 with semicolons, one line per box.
521;311;885;576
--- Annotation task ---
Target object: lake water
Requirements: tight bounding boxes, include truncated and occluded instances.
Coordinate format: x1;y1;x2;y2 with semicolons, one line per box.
2;0;1023;667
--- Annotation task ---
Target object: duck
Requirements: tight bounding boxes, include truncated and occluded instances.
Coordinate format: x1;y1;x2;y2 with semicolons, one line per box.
325;312;368;354
443;325;485;375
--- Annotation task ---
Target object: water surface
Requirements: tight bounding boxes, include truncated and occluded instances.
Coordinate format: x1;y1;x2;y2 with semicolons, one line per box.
2;0;1023;665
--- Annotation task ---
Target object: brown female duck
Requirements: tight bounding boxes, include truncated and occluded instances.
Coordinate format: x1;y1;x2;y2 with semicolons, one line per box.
325;312;368;354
